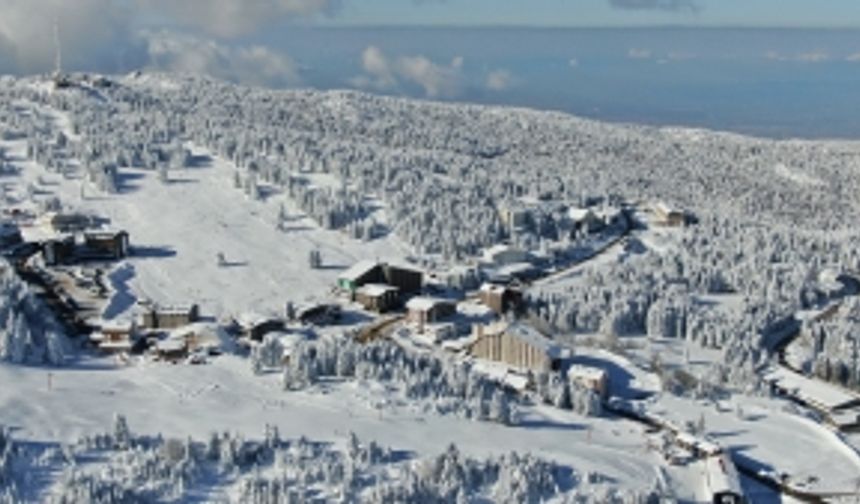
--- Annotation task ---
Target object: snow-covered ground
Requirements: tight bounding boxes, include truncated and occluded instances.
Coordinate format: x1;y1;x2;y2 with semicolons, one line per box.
0;355;676;496
3;114;412;320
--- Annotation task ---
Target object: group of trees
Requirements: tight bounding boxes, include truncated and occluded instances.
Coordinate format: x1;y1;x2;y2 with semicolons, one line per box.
793;298;860;390
9;71;860;265
281;336;519;425
0;262;70;366
0;415;664;503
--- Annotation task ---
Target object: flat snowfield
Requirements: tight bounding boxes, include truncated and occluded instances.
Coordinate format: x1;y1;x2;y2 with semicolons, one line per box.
0;355;666;491
7;128;410;320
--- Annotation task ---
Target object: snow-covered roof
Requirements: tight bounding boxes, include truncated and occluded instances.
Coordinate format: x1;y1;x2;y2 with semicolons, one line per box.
703;453;742;496
338;260;380;282
98;340;133;351
406;296;453;312
357;283;398;297
479;283;506;295
567;365;608;382
496;262;536;276
764;366;860;411
568;207;596;221
156;338;187;352
155;304;197;315
99;321;133;333
483;244;522;257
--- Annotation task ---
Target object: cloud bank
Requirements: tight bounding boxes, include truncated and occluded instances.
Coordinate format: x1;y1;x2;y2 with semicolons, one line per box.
608;0;699;11
0;0;319;86
351;46;465;98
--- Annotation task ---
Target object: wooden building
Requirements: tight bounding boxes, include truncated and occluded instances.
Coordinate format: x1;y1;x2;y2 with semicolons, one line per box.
406;297;457;327
478;283;524;315
468;321;563;373
42;236;76;266
567;364;610;399
355;284;400;313
139;303;200;330
383;263;423;295
568;207;605;235
337;260;382;294
81;231;129;260
90;321;136;354
42;230;130;265
652;202;687;227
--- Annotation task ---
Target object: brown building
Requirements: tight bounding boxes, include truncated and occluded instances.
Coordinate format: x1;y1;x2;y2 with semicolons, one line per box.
653;202;687;227
478;283;524;315
383;263;423;294
139;303;200;330
43;236;76;266
468;321;563;373
90;321;136;353
567;365;610;399
338;261;423;298
42;230;130;266
406;297;457;327
81;231;130;260
355;284;400;313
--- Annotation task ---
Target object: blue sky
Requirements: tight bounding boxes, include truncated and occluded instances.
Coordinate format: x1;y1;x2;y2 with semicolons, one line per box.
322;0;860;28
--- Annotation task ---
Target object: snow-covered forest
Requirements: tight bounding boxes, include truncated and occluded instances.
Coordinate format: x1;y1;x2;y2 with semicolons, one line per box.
3;72;860;501
0;417;661;503
0;262;70;366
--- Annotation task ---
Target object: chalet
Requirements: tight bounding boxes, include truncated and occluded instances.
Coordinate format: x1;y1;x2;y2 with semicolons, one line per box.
90;321;136;354
482;244;530;267
42;231;130;266
567;365;610;399
237;315;286;342
155;337;188;361
468;321;564;373
568;207;604;234
478;283;524;315
355;284;400;313
42;236;76;266
337;260;381;293
652;202;688;227
169;323;229;354
384;263;423;294
80;231;129;261
337;261;423;298
406;297;457;327
139;303;200;330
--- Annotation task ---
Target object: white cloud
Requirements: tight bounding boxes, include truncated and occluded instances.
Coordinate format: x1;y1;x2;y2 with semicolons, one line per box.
0;0;336;76
145;31;300;87
485;69;514;92
627;48;653;60
765;50;831;63
568;58;579;68
138;0;340;39
351;46;464;98
847;53;860;62
0;0;148;74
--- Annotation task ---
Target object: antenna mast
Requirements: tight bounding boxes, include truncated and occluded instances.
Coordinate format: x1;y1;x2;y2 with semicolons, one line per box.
53;15;62;77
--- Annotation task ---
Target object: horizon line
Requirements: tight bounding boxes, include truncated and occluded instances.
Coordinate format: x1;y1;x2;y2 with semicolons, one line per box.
300;22;860;31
